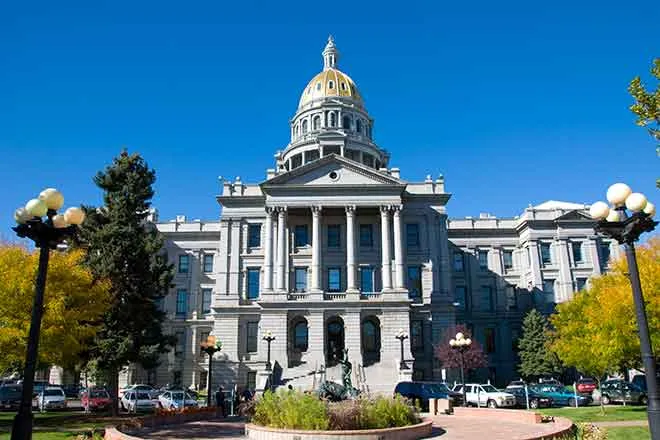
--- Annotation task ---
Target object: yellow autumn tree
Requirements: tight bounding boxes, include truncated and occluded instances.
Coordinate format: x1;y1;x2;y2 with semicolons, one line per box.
551;237;660;378
0;244;110;374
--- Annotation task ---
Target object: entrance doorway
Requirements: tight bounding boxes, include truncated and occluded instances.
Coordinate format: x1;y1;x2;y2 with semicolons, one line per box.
326;317;345;366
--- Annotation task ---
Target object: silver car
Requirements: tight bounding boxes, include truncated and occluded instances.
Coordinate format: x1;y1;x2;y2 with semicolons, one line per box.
34;387;66;411
121;391;157;413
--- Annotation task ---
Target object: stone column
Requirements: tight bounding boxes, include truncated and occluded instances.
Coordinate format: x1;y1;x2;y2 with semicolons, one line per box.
556;238;573;301
311;206;322;291
263;207;274;292
380;206;393;291
527;241;543;289
392;205;405;289
587;236;602;275
276;207;288;292
346;206;358;292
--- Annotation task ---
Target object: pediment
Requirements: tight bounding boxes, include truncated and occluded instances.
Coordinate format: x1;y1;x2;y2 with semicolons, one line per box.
262;154;404;187
554;210;593;222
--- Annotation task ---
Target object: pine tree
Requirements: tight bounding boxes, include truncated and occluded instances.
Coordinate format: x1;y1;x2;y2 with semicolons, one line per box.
518;309;561;380
78;150;174;415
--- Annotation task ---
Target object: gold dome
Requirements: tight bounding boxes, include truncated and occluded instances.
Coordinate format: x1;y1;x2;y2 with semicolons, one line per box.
297;37;364;109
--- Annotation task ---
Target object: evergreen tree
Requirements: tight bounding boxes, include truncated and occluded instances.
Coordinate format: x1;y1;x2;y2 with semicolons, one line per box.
518;309;561;380
78;150;174;415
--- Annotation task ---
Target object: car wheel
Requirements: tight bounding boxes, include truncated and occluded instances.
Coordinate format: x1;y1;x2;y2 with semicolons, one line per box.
568;398;576;407
487;400;498;409
602;395;611;405
529;399;539;409
641;396;649;405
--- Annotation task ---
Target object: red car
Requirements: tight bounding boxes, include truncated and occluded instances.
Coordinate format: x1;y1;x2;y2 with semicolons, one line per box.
576;378;597;394
81;389;112;411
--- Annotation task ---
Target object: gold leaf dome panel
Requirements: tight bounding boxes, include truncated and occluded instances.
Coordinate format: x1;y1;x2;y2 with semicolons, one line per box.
298;68;363;109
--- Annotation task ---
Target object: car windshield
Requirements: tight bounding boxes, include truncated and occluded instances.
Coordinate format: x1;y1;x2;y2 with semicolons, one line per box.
136;392;151;400
0;387;21;397
423;384;450;394
580;379;595;384
90;390;109;398
44;389;63;396
481;385;499;393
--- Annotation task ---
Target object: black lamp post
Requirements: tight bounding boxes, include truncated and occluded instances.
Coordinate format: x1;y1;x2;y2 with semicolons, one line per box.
450;332;472;407
395;329;409;370
200;336;222;408
590;183;658;440
262;331;276;392
10;189;86;440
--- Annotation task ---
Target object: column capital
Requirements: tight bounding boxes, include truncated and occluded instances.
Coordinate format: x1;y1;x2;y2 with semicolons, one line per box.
380;205;392;214
392;205;403;214
277;206;288;214
265;206;276;215
345;205;356;214
311;206;322;215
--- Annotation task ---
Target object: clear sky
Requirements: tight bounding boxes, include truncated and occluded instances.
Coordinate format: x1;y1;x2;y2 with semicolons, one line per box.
1;0;658;238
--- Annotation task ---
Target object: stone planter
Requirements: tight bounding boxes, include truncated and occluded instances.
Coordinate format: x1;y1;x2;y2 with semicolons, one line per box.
245;420;433;440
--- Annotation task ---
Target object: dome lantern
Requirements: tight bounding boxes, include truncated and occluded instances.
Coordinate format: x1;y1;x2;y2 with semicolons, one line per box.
323;35;339;70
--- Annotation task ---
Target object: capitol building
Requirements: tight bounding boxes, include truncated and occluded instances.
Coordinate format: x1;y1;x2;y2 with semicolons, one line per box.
121;37;620;393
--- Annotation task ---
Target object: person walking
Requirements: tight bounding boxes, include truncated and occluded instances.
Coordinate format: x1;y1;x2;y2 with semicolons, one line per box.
215;386;225;417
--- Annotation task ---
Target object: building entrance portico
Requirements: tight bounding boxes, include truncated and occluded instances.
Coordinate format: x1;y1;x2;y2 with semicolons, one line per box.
325;316;345;366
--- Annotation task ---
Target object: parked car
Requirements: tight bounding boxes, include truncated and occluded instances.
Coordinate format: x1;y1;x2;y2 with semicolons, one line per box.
158;390;199;410
0;385;23;410
529;384;590;407
600;380;648;405
452;383;516;408
81;389;112;412
576;378;597;395
504;386;552;409
631;374;660;393
506;380;526;389
34;387;67;411
61;384;81;399
119;384;159;399
394;381;463;410
537;377;563;387
120;390;157;413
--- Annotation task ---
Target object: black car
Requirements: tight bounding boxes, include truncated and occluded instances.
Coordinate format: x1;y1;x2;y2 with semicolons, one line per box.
0;385;23;411
394;381;463;410
504;386;553;409
631;374;660;393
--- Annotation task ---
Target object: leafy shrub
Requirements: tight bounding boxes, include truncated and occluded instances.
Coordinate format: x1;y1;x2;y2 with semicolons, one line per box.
359;395;420;429
253;390;329;430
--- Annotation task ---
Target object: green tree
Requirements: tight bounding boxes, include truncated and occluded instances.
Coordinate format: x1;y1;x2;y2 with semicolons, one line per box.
0;245;109;374
77;150;174;415
628;58;660;187
517;309;561;381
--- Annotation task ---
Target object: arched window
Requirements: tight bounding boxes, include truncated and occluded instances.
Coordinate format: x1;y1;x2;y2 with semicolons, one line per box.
293;319;308;352
342;116;351;130
356;119;362;133
302;120;308;133
328;80;334;89
341;82;347;91
312;115;321;131
361;317;381;365
329;112;336;127
316;82;322;91
294;124;299;136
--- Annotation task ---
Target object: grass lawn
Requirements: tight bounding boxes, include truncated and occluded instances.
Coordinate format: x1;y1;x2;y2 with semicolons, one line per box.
606;426;650;440
536;405;648;422
0;410;139;438
0;432;78;439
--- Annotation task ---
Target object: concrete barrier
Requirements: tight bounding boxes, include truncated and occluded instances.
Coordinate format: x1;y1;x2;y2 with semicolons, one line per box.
245;420;433;440
453;407;543;424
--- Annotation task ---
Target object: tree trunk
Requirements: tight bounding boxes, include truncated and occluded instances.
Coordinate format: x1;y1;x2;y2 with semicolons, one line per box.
597;378;605;415
109;369;119;416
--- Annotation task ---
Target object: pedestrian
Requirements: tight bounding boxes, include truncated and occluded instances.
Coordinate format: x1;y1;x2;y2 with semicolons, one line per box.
288;384;293;392
215;386;225;417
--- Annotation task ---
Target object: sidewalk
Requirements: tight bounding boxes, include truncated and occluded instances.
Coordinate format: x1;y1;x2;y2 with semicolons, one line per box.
591;420;648;428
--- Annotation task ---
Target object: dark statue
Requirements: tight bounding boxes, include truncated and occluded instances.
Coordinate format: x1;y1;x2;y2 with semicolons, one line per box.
318;349;358;401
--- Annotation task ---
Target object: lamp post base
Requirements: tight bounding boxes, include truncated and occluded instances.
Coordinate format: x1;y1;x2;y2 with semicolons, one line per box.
11;410;33;440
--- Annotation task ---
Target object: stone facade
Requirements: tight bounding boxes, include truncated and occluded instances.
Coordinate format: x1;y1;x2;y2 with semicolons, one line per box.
119;38;617;392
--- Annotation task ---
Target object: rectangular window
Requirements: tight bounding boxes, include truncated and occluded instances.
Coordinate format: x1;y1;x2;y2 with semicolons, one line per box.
178;255;190;273
359;224;373;247
327;224;340;248
202;288;212;314
455;286;466;310
200;331;210;348
294;225;309;247
246;322;258;353
543;279;555;303
203;254;214;273
176;289;188;316
506;285;517;310
328;268;341;292
540;243;552;265
248;224;261;248
247;268;260;299
453;253;464;272
572;242;583;263
485;328;496;353
360;267;374;293
576;278;587;292
480;286;494;312
406;224;420;247
247;371;257;390
478;249;489;270
175;331;185;357
407;266;422;299
294;267;307;292
599;242;611;267
411;320;423;351
503;250;513;270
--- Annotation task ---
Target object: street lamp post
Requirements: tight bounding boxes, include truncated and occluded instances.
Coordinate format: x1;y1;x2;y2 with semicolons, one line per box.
262;331;276;391
200;336;222;408
590;183;658;439
450;332;472;407
10;189;85;440
395;329;409;370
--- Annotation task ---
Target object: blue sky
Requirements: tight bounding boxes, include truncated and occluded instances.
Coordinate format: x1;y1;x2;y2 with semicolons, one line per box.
1;0;658;237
